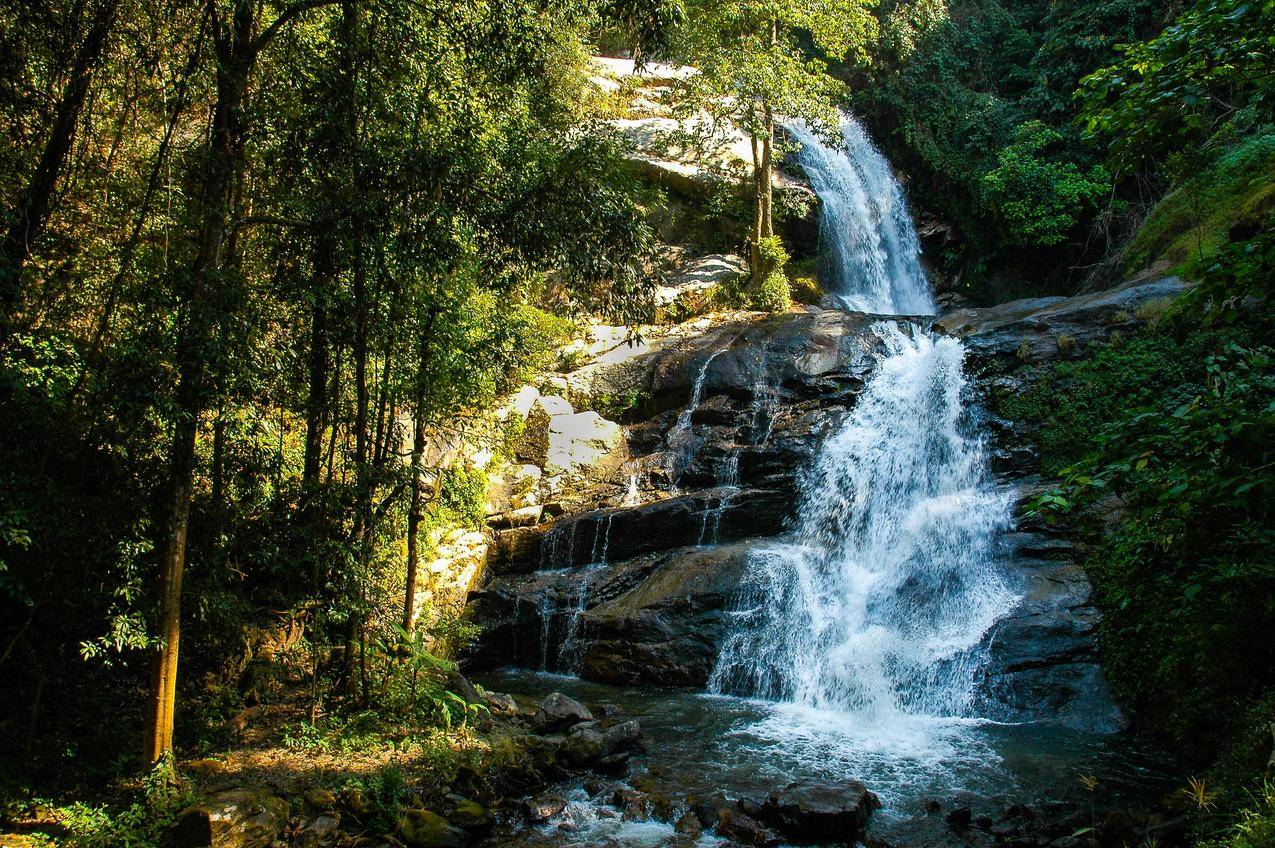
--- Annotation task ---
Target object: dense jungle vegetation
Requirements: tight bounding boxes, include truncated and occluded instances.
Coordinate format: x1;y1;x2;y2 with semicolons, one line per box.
0;0;1271;845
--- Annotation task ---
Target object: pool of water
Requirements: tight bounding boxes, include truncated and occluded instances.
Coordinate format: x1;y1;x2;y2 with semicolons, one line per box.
477;669;1172;847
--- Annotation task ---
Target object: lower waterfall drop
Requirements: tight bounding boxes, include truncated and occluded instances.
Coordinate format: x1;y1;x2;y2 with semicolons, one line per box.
708;324;1017;726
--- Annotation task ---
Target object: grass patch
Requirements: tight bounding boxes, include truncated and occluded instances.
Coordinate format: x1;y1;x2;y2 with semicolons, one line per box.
1125;133;1275;277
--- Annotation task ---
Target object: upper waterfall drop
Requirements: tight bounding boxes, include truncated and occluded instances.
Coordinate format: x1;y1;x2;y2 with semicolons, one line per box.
789;116;935;317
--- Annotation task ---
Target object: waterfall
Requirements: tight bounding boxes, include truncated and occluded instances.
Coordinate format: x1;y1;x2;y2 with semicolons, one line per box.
708;117;1016;729
708;326;1015;720
789;116;935;316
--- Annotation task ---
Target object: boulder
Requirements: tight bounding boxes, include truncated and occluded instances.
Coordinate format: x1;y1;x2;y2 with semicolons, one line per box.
655;253;746;307
517;395;574;464
448;798;491;831
484;691;518;717
397;809;467;848
716;807;778;846
753;778;881;844
303;787;337;811
170;789;289;848
294;815;340;848
545;411;626;478
533;692;593;731
559;726;607;766
523;793;567;823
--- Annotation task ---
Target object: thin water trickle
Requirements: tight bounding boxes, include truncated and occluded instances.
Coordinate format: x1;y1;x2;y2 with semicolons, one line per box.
665;347;728;489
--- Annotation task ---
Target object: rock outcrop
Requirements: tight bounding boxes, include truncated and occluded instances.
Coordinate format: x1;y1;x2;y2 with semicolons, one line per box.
935;275;1188;365
170;789;290;848
464;282;1172;731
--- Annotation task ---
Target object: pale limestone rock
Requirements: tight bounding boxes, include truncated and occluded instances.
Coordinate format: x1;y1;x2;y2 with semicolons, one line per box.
545;411;625;477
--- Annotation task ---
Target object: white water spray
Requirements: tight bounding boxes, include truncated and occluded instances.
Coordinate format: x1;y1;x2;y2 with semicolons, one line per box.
709;326;1015;722
789;116;935;316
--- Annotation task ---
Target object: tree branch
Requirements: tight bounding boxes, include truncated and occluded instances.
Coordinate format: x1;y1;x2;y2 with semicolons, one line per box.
251;0;347;56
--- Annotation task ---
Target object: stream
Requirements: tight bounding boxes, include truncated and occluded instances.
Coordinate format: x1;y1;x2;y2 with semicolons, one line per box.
477;669;1168;847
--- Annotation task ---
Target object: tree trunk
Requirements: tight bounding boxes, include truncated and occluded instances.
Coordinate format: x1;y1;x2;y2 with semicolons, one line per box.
144;0;254;764
402;407;425;636
748;107;776;287
302;271;330;493
2;0;120;335
403;316;437;637
340;0;369;698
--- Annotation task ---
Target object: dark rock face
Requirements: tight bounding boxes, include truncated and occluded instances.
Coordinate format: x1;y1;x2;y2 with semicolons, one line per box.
466;298;1143;731
750;778;881;844
935;276;1189;366
466;541;756;685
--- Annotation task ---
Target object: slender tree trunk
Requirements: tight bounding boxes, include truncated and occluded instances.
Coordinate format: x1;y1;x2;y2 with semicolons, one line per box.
2;0;120;336
403;316;436;637
340;0;369;698
302;298;329;491
749;106;777;288
144;0;254;763
402;405;425;636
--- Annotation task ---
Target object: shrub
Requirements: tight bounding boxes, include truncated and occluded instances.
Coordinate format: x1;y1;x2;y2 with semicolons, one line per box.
753;270;793;313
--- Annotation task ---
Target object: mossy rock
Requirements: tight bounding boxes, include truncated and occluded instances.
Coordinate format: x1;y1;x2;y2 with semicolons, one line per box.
448;798;491;830
397;808;467;848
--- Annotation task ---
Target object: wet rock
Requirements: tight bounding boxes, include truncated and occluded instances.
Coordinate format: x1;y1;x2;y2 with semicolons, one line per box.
533;692;593;731
484;526;544;575
397;809;467;848
715;807;779;846
576;542;760;686
523;793;567;823
612;788;650;820
593;751;632;776
946;806;973;829
979;562;1124;732
753;778;880;844
675;811;703;838
692;800;722;831
170;789;290;848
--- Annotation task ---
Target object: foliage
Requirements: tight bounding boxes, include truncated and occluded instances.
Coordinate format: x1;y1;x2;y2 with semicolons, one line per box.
853;0;1173;295
753;236;794;312
676;0;877;138
1123;133;1275;275
1078;0;1275;175
673;0;876;279
16;758;193;848
1001;232;1274;817
0;0;665;780
1200;782;1275;848
981;121;1111;247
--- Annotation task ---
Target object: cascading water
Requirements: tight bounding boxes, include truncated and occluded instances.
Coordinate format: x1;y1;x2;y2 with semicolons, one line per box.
708;326;1016;721
789;116;935;316
709;114;1017;747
